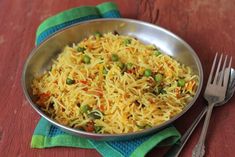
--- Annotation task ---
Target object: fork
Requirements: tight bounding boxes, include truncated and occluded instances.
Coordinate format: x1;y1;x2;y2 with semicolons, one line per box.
192;53;232;157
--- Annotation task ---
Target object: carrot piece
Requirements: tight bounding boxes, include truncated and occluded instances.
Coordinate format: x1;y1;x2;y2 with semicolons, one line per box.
80;80;88;84
37;92;51;107
84;121;95;132
99;105;105;112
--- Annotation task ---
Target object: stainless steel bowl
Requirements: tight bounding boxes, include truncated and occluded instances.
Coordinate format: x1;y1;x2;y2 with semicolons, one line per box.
22;18;203;141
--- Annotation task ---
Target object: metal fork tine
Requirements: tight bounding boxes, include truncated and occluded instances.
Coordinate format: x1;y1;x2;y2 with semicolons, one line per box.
213;54;223;84
208;53;218;84
223;57;233;87
218;55;227;85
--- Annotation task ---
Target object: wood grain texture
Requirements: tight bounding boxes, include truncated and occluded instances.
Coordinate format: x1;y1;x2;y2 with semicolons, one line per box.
0;0;234;157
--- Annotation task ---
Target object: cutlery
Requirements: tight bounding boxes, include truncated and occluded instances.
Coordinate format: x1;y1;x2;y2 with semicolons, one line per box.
192;53;232;157
164;68;235;157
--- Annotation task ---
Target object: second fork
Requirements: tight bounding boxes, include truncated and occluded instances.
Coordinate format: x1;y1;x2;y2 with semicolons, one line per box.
192;53;232;157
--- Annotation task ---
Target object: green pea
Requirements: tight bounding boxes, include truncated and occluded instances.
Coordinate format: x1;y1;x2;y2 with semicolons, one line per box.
94;31;102;38
80;104;91;114
111;54;119;62
77;47;86;52
178;79;186;87
154;74;163;83
117;62;125;70
66;78;75;85
126;63;133;70
123;39;131;45
154;50;161;56
144;69;152;77
83;55;91;64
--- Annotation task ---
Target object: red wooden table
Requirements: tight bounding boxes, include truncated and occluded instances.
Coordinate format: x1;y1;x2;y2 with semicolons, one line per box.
0;0;235;156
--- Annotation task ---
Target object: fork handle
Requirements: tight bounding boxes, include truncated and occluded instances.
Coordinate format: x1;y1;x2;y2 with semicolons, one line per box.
192;103;215;157
164;106;208;157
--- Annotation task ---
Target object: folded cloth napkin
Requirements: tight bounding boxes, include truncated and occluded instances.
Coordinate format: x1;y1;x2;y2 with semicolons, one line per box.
31;2;181;157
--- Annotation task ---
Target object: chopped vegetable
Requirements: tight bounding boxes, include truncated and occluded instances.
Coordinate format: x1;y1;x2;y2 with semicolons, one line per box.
88;110;103;119
144;69;152;77
87;90;103;97
84;121;95;132
38;92;50;99
123;39;131;45
178;79;186;87
160;89;167;94
136;124;152;129
153;86;167;95
77;47;86;52
83;55;91;64
94;31;102;38
48;101;54;109
77;126;85;131
153;86;160;95
151;45;157;50
127;69;134;74
36;92;50;107
103;68;108;74
94;126;103;133
66;78;75;85
80;80;88;84
111;54;119;62
99;64;104;82
145;124;152;128
154;74;163;83
117;61;125;70
113;30;119;35
136;124;145;129
154;50;161;56
80;104;91;114
126;63;133;70
99;105;105;112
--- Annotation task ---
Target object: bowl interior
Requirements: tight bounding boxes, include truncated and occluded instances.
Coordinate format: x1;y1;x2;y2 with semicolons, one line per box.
22;18;203;140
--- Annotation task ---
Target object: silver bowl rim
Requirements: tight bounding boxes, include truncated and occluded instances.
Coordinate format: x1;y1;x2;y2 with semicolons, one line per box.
22;18;203;139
